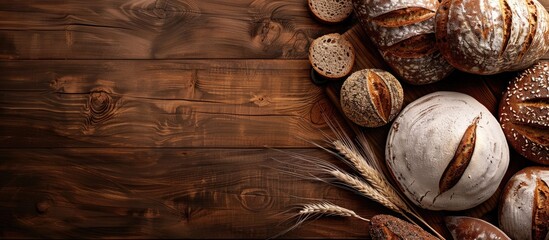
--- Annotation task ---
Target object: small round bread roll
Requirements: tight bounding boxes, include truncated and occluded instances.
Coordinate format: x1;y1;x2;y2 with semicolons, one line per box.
499;167;549;240
499;62;549;165
309;33;355;79
308;0;353;24
386;91;509;211
340;69;403;127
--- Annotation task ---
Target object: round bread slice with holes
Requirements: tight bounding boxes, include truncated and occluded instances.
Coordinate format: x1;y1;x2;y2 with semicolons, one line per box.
308;0;353;24
386;91;509;211
309;33;355;80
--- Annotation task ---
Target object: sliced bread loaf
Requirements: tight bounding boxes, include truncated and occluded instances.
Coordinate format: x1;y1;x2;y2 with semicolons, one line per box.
308;0;353;24
309;33;355;79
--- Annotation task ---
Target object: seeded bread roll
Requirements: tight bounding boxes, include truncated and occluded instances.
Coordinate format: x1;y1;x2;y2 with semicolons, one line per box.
370;215;437;240
499;62;549;165
435;0;549;75
352;0;454;85
499;167;549;240
309;33;355;79
308;0;353;24
340;69;404;127
386;92;509;210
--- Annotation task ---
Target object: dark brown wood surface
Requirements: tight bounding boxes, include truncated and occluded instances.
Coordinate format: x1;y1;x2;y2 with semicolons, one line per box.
0;0;547;238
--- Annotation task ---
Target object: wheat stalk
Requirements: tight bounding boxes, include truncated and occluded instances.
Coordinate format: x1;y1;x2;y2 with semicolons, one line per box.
332;140;411;214
329;169;401;213
299;202;369;222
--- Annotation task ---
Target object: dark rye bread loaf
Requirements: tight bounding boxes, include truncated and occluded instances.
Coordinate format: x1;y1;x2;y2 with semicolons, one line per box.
436;0;549;75
499;62;549;165
352;0;454;85
369;215;437;240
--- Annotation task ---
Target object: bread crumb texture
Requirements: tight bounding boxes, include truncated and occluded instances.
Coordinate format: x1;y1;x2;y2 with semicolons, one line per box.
308;0;353;23
309;33;355;79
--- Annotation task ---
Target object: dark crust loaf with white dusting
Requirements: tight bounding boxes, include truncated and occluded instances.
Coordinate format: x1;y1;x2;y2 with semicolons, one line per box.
369;215;437;240
435;0;549;75
499;167;549;240
352;0;454;85
499;62;549;165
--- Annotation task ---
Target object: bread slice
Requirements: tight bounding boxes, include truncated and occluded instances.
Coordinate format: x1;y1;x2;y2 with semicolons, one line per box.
308;0;353;24
309;33;355;79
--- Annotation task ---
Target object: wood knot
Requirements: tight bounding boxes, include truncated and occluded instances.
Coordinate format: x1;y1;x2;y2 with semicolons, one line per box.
238;188;272;212
250;94;272;107
149;0;200;20
310;99;335;125
36;200;51;214
83;89;118;134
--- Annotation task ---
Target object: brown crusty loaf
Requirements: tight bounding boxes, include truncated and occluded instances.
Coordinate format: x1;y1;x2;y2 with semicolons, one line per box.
445;216;511;240
435;0;549;75
369;215;437;240
309;33;355;79
340;69;404;127
499;62;549;165
499;167;549;240
308;0;353;24
352;0;454;85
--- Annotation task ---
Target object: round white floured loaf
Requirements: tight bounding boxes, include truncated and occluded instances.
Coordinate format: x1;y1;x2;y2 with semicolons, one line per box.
499;167;549;240
386;91;509;211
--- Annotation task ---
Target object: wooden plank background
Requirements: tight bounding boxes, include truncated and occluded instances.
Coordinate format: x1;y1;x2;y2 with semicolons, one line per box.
0;0;547;238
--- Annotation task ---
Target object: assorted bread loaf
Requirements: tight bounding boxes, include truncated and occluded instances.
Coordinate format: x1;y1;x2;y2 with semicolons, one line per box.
340;69;403;127
352;0;455;85
309;33;355;79
308;0;353;24
436;0;549;75
385;92;509;210
304;0;549;237
499;167;549;240
499;62;549;165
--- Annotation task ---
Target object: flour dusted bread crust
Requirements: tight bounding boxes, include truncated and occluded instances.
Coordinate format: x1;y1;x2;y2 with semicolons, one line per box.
309;33;355;79
386;92;509;211
499;62;549;165
435;0;549;75
352;0;454;85
308;0;353;24
499;167;549;240
340;69;404;127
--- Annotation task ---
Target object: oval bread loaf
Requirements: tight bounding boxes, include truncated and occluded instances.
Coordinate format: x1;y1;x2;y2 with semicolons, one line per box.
499;62;549;165
499;167;549;240
445;216;511;240
386;91;509;211
340;69;404;127
352;0;454;85
435;0;549;75
309;33;355;79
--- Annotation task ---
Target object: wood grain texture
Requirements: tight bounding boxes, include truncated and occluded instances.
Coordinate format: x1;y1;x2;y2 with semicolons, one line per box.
0;0;352;60
0;148;385;239
0;60;341;148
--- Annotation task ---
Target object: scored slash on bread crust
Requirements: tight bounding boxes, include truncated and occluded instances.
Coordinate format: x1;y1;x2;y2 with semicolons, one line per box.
499;62;549;165
435;0;549;75
352;0;454;85
340;69;404;127
309;33;355;79
308;0;353;24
